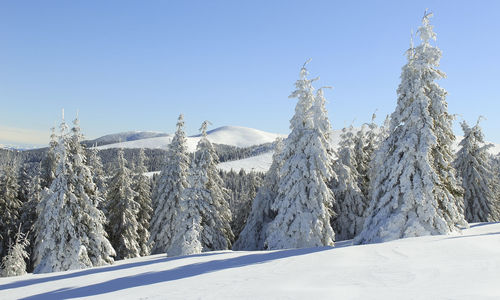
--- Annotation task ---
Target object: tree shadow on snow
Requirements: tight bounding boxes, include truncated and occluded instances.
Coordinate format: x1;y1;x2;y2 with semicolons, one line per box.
20;247;332;299
468;222;500;228
0;252;224;291
445;231;500;240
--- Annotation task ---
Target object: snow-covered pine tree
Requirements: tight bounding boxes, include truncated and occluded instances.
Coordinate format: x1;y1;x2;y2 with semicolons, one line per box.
40;127;58;189
1;226;29;277
149;114;190;254
194;121;234;251
264;62;335;249
34;115;115;273
355;12;466;245
0;156;21;260
133;148;152;256
106;148;140;260
233;138;284;250
331;126;366;241
454;120;500;222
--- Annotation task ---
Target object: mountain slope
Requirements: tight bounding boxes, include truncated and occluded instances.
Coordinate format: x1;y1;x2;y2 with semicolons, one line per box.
82;131;170;147
1;222;499;299
96;126;285;152
217;132;500;173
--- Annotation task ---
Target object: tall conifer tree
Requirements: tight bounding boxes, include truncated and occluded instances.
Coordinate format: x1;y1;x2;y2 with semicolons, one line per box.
355;13;466;244
454;120;500;222
265;62;336;249
150;114;190;254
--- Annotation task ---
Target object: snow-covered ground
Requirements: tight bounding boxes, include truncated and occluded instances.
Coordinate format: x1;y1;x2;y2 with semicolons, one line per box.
96;126;285;152
218;152;274;173
2;222;499;299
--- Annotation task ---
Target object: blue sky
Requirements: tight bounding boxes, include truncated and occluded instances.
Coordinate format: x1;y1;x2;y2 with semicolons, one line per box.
1;0;499;146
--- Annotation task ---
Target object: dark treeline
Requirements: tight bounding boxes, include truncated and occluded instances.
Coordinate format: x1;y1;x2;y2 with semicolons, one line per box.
2;141;275;175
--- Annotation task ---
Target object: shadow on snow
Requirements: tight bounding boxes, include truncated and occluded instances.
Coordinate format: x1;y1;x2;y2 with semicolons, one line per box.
20;247;333;299
0;252;224;291
468;222;500;228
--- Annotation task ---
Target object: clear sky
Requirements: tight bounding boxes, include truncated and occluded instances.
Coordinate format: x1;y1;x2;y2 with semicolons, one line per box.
1;0;499;147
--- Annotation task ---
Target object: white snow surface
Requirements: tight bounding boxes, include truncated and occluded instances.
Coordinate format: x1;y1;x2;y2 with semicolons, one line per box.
96;126;286;152
218;152;274;173
1;222;499;299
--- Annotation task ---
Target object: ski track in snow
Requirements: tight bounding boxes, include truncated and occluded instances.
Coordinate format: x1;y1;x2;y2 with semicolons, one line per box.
1;222;500;299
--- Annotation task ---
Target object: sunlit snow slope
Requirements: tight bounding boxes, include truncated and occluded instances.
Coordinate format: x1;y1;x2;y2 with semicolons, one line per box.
96;126;285;152
2;223;499;299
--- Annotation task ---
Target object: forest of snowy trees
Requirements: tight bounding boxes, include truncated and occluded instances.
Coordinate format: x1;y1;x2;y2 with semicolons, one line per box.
1;12;500;276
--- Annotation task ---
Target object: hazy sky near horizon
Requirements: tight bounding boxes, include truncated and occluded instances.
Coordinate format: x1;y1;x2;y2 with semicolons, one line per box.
1;1;499;146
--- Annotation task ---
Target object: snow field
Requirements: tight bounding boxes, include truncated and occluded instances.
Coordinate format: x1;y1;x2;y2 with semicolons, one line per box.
2;222;499;299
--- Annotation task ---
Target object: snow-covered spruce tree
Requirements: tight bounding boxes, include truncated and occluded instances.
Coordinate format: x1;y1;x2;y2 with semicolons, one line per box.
166;121;233;256
87;147;107;200
149;114;190;254
19;166;42;272
233;138;284;250
264;62;336;249
34;116;115;273
1;226;29;277
16;163;32;206
34;119;92;273
106;148;140;260
68;117;115;266
0;157;21;260
354;114;379;201
133;148;152;256
454;120;500;222
355;13;466;245
331;126;366;241
165;165;203;257
40;127;58;189
231;170;262;241
194;121;234;251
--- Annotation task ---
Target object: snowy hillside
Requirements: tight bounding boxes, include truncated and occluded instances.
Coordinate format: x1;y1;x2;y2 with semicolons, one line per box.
2;222;499;299
91;127;500;174
96;126;285;152
83;131;169;147
218;152;274;173
217;132;500;173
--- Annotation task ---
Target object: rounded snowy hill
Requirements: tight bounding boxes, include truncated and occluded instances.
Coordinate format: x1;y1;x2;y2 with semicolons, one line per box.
197;126;285;148
96;126;286;152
